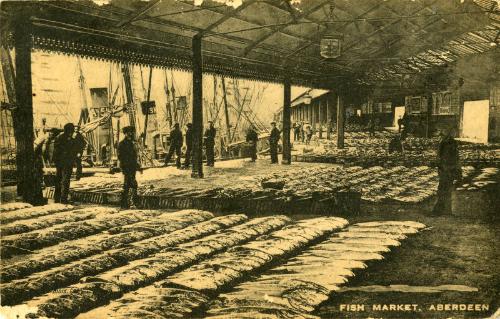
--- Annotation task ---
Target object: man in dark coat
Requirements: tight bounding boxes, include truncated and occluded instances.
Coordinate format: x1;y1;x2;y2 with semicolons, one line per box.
164;123;183;168
204;121;216;166
368;118;375;137
293;122;301;142
388;133;405;154
432;128;461;215
246;125;258;162
118;126;141;209
73;127;87;180
53;123;77;203
269;121;280;164
183;123;193;169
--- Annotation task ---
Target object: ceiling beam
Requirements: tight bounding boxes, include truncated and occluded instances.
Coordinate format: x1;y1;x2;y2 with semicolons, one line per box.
200;0;258;35
241;0;328;56
341;0;440;55
284;2;385;59
115;0;162;28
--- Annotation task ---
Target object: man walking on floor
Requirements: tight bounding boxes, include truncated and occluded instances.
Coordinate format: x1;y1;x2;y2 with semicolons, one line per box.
118;126;141;209
53;123;77;204
164;123;183;168
269;121;280;164
432;127;461;215
246;125;258;162
204;121;216;167
183;123;193;169
73;126;87;180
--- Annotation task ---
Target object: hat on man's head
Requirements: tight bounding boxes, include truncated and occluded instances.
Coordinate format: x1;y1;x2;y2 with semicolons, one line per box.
63;123;75;133
122;126;135;134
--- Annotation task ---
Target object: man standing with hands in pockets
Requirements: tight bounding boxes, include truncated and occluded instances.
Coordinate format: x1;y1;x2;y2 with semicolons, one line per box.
118;126;142;209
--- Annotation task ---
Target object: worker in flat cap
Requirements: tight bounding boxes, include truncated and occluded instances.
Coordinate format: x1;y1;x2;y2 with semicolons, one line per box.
53;123;77;203
164;123;183;169
204;120;216;167
432;126;461;215
118;126;141;209
269;121;280;164
246;124;258;162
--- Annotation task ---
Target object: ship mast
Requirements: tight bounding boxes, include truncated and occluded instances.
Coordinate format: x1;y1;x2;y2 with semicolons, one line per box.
221;76;232;144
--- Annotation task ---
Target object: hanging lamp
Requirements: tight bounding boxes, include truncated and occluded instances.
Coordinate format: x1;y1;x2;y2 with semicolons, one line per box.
320;0;343;59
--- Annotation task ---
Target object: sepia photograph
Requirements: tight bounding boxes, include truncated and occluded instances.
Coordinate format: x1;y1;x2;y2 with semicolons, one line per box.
0;0;499;318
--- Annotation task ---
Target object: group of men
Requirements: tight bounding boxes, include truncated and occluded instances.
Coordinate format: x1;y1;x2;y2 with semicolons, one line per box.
49;123;87;204
163;121;216;169
245;121;281;163
292;122;313;144
45;116;460;216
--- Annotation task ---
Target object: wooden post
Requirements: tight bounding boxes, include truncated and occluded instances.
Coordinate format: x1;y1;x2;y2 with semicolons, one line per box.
191;34;203;178
337;93;345;149
282;76;291;164
13;14;39;203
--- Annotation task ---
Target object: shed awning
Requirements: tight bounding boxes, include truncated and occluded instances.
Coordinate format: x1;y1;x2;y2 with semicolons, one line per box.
1;0;499;88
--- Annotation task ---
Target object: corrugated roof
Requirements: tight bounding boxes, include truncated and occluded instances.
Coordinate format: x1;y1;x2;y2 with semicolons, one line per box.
1;0;498;88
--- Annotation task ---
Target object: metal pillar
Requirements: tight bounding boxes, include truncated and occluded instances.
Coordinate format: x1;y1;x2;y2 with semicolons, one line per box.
311;102;316;133
426;93;432;138
318;100;323;139
337;93;345;149
191;34;204;178
13;14;39;204
282;77;291;164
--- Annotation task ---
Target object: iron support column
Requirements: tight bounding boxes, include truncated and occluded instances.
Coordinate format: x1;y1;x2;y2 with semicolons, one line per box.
191;34;204;178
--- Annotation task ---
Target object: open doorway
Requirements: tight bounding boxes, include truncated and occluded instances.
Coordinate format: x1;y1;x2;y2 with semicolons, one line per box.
462;100;489;143
393;106;406;127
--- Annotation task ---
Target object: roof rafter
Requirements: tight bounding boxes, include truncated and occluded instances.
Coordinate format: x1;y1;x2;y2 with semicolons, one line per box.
284;2;385;59
115;0;161;28
341;0;440;55
199;0;258;35
241;0;328;56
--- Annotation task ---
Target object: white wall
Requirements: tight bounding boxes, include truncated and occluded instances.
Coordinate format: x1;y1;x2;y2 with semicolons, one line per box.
462;100;489;143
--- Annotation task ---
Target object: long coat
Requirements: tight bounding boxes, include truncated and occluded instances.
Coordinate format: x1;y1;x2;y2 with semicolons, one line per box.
118;138;140;173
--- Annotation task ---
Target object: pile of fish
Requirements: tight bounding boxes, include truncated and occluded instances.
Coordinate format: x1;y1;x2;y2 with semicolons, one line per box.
1;203;428;319
1;208;155;258
0;202;33;212
457;167;499;191
25;216;290;318
1;210;217;304
297;135;499;168
0;203;74;224
206;221;426;319
75;217;348;319
217;165;440;204
1;206;115;236
70;175;123;195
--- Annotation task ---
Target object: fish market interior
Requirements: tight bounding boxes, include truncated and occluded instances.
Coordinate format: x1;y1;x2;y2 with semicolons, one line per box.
0;0;499;318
